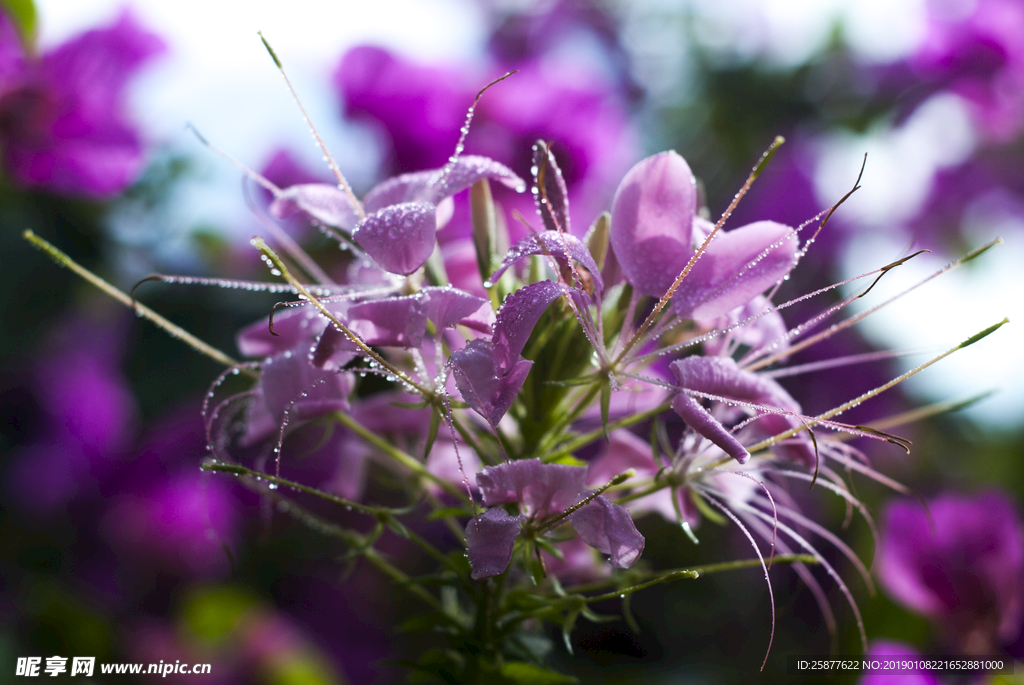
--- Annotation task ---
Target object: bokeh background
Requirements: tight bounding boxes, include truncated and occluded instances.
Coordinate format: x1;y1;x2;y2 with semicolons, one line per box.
1;0;1022;682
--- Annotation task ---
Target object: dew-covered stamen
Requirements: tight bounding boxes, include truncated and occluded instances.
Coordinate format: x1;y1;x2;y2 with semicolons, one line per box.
764;498;874;593
713;470;779;568
272;372;340;477
774;468;881;556
698;490;777;671
726;501;838;650
24;230;253;376
204;389;258;461
201;361;261;423
761;347;936;379
747;318;1009;455
258;32;364;220
847;392;994;435
615;137;786;365
187;123;283;196
434;70;517;193
745;239;1002;372
131;274;335;299
252;237;432;397
631;260;922;366
438;389;479;527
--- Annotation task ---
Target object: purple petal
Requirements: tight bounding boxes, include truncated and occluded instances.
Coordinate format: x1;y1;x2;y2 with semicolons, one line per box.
491;232;604;295
532;141;570;233
431;155;524;203
670;356;813;466
492;280;565;374
609;151;696;297
570;495;645;569
450;339;532;426
672;220;799;320
237;305;338;358
362;170;437;212
475;457;586;517
671;356;798;411
422;286;494;333
353;201;437;275
587;429;659;485
363;155;523;211
259;348;353;424
310;324;358;370
671;391;750;464
348;294;428;348
268;183;362;230
465;508;525;579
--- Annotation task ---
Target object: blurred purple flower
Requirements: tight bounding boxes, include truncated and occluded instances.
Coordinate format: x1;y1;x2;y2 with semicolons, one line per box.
0;9;165;197
878;491;1024;654
102;470;238;578
334;45;636;239
5;310;137;514
913;0;1024;141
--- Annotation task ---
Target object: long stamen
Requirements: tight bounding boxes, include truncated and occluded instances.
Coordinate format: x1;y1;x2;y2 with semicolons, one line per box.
746;238;1002;371
435;70;517;192
24;230;253;376
251;237;431;396
258;32;364;219
746;318;1008;453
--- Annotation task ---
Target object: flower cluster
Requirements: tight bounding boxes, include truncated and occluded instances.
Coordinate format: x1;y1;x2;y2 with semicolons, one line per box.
34;42;1005;679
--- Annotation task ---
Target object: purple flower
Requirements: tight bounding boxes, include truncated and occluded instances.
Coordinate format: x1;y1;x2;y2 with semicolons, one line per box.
609;151;800;318
465;458;644;579
912;0;1024;141
450;279;565;427
267;154;522;275
878;491;1024;653
102;470;238;578
0;9;165;197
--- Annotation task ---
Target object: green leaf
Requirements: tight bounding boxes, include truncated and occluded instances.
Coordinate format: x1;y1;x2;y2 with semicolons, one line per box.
427;507;470;521
498;662;579;685
0;0;37;45
600;380;611;442
471;179;496;282
424;407;441;459
584;212;610;271
545;454;587;467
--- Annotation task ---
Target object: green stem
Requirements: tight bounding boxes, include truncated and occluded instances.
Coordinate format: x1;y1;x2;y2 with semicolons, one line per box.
24;230;252;376
539;402;671;463
332;410;469;504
